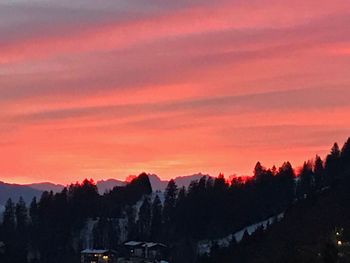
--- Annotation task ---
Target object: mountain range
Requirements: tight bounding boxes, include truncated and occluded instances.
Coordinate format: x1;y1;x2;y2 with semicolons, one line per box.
0;173;209;208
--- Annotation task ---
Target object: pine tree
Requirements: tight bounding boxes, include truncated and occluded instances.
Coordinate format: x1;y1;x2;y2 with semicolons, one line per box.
214;174;227;191
163;179;178;223
15;197;28;232
151;195;162;241
341;137;350;158
314;155;325;190
325;143;341;185
254;162;264;180
126;206;137;240
176;187;187;205
330;143;341;157
3;198;16;235
29;197;38;224
297;161;314;198
254;162;271;183
341;137;350;172
138;197;151;240
277;162;296;206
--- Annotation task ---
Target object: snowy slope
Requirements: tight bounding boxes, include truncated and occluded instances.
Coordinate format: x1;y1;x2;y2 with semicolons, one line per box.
197;212;285;255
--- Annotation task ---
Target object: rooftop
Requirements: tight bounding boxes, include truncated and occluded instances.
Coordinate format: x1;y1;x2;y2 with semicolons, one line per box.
124;241;167;248
81;249;108;254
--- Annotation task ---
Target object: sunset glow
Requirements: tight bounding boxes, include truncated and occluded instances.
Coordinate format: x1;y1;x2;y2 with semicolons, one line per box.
1;0;350;184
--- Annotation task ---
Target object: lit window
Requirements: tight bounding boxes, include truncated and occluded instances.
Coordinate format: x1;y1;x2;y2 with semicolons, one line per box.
338;241;342;246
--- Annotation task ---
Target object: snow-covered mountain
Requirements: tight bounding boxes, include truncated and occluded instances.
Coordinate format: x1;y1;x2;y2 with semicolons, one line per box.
147;173;210;191
173;173;210;189
96;179;126;194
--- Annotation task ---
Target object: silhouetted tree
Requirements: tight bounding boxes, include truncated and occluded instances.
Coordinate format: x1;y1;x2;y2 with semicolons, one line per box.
126;206;137;240
276;162;295;207
2;198;16;239
93;218;119;249
214;174;227;191
29;197;38;224
254;162;265;180
177;187;187;205
163;180;178;224
325;143;341;185
68;179;99;221
15;197;28;232
314;155;325;190
297;161;314;198
151;195;162;241
138;197;151;240
341;137;350;174
1;199;22;263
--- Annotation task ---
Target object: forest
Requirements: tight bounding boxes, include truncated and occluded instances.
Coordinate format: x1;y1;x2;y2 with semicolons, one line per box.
1;138;350;263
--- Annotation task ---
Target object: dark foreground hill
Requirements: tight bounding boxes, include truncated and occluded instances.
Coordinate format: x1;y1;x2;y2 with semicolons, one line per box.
199;175;350;263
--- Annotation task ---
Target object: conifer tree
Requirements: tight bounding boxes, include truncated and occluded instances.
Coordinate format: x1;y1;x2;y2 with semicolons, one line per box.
15;197;28;232
151;195;162;241
325;143;341;185
138;197;151;240
297;161;314;198
163;179;178;223
314;155;325;189
29;197;38;224
3;198;16;237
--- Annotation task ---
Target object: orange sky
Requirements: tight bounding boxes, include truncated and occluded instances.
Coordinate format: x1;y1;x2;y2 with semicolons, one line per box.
1;0;350;184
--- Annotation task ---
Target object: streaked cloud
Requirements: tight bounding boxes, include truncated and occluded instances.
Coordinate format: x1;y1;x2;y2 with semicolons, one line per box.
1;0;350;183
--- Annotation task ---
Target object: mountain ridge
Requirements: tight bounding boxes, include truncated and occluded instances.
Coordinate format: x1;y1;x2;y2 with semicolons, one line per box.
0;173;212;206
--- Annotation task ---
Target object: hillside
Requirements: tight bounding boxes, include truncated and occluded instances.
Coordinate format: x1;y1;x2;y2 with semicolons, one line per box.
199;175;350;263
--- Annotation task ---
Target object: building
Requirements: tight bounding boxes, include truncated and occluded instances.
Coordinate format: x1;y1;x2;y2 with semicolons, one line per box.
142;242;167;260
123;241;168;262
81;249;117;263
124;241;145;258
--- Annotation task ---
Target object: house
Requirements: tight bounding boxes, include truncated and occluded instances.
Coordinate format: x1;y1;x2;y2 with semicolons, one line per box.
81;249;117;263
142;242;167;260
123;241;168;262
124;241;145;258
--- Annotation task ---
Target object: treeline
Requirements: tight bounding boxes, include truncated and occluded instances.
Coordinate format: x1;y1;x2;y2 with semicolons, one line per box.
0;174;152;263
157;141;350;242
197;139;350;263
0;138;349;263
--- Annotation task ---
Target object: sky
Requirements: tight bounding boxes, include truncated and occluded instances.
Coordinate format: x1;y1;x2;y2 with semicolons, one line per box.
1;0;350;184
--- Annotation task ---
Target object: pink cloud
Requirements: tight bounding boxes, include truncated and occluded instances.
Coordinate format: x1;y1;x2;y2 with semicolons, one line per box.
1;0;350;183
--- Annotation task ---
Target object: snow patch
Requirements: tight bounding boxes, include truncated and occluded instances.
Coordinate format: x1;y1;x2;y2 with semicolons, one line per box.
81;218;98;249
197;212;285;255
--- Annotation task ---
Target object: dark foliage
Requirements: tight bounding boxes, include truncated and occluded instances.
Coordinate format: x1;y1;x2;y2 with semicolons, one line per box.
196;137;350;263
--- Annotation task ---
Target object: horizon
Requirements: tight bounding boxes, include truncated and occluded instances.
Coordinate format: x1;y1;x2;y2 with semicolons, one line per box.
1;0;350;184
2;137;348;186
